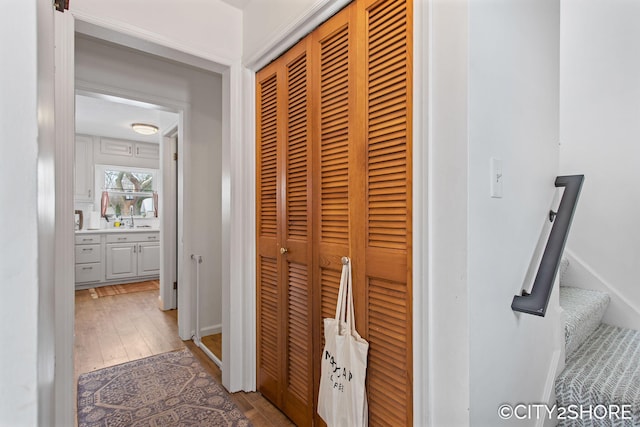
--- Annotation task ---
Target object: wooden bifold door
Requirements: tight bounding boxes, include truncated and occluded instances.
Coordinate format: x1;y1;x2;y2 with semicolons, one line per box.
256;0;412;425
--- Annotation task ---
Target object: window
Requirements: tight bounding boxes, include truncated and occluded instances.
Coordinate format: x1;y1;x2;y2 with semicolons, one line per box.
95;165;158;218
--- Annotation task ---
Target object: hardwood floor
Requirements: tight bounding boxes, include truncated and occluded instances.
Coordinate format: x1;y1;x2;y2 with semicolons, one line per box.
201;332;222;360
74;288;295;426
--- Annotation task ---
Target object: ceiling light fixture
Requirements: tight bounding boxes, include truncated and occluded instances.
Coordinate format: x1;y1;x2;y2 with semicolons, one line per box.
131;123;159;135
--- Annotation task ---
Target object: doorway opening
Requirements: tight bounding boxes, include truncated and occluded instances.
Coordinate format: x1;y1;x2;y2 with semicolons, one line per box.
55;14;249;425
73;90;182;375
72;31;224;382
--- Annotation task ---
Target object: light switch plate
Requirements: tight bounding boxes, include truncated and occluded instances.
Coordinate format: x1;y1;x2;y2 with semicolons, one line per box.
490;157;503;198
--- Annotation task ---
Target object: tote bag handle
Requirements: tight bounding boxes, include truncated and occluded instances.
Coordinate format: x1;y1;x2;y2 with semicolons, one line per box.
335;256;357;335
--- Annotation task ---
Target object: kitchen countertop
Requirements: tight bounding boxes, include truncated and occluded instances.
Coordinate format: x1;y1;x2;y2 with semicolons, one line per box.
76;227;159;234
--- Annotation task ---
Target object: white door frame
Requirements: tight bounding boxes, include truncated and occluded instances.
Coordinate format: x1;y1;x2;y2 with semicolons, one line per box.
53;11;250;426
161;131;179;310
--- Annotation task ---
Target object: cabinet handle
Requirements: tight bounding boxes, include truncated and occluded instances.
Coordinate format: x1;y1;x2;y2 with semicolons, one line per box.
88;189;91;198
148;236;156;240
139;245;143;252
280;247;288;255
133;245;137;253
82;266;92;271
128;146;132;154
82;238;92;242
136;147;140;155
82;248;93;252
117;237;127;241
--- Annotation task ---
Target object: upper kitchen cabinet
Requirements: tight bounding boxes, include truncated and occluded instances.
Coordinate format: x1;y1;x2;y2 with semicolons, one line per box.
101;137;133;157
74;135;95;203
95;137;160;169
134;142;160;160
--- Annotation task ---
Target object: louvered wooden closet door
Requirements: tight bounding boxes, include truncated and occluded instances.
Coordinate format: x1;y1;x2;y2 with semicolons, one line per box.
256;62;280;406
280;38;314;426
311;8;362;426
257;0;412;425
359;0;413;424
256;38;315;427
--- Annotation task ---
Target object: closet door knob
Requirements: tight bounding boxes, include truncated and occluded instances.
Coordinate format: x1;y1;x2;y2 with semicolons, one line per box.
280;247;288;255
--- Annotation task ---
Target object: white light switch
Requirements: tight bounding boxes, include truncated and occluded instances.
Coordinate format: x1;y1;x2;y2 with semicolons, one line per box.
490;157;503;198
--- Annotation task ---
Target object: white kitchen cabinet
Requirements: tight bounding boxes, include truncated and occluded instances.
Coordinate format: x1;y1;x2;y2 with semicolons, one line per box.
93;137;159;169
74;135;94;203
105;232;159;279
134;142;159;160
74;233;102;284
138;242;160;275
101;137;133;157
76;231;159;287
100;137;159;160
105;242;137;280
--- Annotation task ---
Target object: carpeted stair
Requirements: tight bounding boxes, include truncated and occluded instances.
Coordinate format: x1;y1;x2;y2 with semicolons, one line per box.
555;285;640;426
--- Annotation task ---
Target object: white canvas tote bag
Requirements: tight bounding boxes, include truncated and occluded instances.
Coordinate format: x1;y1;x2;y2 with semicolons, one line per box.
317;257;369;427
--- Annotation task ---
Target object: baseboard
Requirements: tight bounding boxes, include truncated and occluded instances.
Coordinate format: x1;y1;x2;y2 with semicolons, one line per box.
536;299;567;427
200;324;222;337
563;249;640;330
535;348;564;427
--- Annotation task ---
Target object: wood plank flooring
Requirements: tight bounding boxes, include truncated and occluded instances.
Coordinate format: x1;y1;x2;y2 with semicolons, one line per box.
74;288;295;426
201;333;222;361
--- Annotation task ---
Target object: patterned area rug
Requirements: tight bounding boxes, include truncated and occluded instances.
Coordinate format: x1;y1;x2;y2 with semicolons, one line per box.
92;280;159;298
77;348;252;426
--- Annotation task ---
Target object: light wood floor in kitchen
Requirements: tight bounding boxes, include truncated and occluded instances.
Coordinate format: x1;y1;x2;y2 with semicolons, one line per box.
75;287;295;426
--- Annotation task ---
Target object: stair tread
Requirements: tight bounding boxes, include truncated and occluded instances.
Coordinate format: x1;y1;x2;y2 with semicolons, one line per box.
560;286;610;357
556;323;640;425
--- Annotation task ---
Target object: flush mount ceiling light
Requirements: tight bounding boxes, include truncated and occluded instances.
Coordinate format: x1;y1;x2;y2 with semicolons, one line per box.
131;123;159;135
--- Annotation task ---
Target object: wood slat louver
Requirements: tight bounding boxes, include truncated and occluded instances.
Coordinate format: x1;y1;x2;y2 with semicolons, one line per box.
362;0;413;425
287;262;311;401
258;257;279;383
320;268;341;321
367;0;408;251
259;75;278;239
320;24;350;246
367;278;410;425
282;42;314;426
287;53;309;241
256;68;281;405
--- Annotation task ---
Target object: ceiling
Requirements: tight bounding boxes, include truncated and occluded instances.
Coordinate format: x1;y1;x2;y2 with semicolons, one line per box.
75;94;179;144
220;0;252;10
75;0;252;142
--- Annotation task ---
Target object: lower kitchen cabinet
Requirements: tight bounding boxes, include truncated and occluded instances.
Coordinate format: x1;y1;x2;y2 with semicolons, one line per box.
105;242;138;280
75;234;102;284
75;231;160;287
138;242;160;275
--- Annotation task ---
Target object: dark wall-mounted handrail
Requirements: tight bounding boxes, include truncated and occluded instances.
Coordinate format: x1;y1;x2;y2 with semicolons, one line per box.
511;175;584;317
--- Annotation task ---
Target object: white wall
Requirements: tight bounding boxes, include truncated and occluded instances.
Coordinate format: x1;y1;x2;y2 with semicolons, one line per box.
75;35;223;336
467;0;561;425
427;0;470;425
71;0;242;63
427;0;563;424
0;0;56;424
0;4;39;425
560;0;640;317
